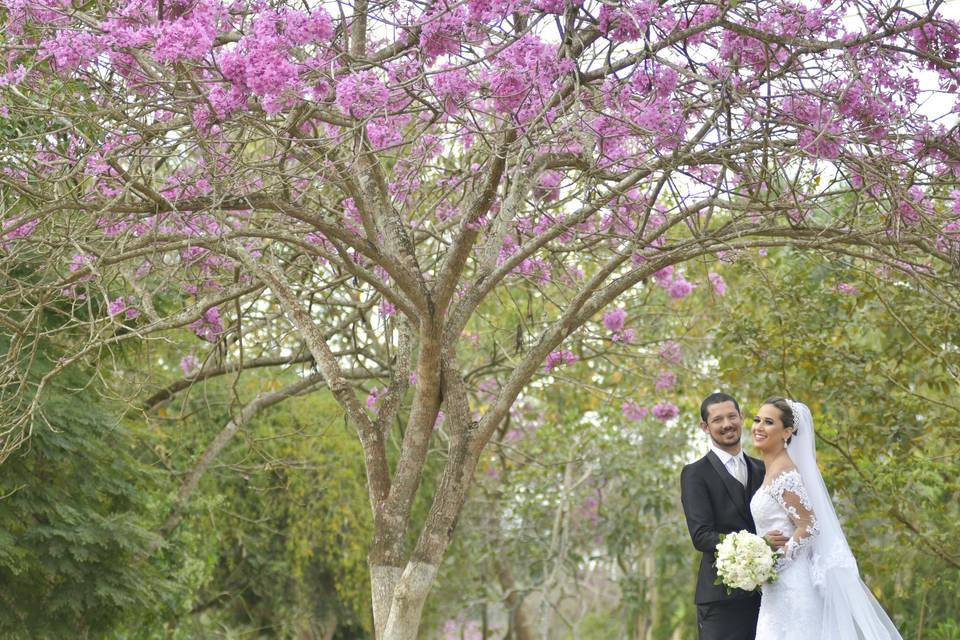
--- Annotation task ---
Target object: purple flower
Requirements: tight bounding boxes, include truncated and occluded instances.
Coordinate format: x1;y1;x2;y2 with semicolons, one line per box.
545;350;578;373
188;306;224;342
652;265;674;287
108;297;127;316
1;216;39;243
477;378;499;400
655;370;676;391
366;386;380;411
180;354;200;376
379;300;396;317
67;253;94;273
652;402;679;421
667;277;695;299
708;272;727;296
336;70;390;118
419;5;467;60
658;340;682;365
835;283;858;295
621;401;648;422
603;307;626;333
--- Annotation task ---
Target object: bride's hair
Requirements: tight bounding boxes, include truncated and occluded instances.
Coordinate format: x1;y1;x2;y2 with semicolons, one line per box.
763;396;798;444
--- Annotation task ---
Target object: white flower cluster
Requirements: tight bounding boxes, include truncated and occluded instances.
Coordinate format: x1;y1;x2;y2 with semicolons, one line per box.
715;530;779;592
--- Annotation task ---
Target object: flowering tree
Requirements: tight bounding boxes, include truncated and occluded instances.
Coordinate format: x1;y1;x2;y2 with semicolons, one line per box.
2;0;959;636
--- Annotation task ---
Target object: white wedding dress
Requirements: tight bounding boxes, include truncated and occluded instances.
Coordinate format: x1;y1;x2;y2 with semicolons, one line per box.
750;401;904;640
750;469;822;639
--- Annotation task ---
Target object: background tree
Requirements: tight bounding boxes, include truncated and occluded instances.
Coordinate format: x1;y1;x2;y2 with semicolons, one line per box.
2;0;959;637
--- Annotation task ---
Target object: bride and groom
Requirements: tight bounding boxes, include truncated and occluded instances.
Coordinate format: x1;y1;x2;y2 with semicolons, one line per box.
680;392;903;640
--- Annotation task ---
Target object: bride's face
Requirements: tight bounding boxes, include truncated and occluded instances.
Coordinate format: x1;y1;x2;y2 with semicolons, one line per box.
751;404;792;452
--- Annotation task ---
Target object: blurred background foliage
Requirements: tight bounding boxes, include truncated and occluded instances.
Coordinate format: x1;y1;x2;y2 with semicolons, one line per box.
1;242;958;638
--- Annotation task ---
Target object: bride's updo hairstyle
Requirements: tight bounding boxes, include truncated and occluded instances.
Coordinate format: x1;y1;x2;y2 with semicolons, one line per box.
763;396;798;445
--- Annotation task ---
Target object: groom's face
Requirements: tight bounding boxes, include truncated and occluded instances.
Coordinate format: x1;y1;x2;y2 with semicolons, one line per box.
701;401;744;451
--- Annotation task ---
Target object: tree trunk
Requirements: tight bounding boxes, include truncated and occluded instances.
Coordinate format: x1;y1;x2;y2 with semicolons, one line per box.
371;564;404;639
496;559;535;640
380;561;438;640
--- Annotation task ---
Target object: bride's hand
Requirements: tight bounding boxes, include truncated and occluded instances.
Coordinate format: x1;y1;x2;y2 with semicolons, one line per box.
764;530;789;550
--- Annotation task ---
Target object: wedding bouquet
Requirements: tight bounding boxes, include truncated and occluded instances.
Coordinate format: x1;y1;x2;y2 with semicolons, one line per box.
715;531;779;592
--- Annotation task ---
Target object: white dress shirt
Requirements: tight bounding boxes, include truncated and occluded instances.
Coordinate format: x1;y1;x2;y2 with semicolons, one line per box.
709;443;747;486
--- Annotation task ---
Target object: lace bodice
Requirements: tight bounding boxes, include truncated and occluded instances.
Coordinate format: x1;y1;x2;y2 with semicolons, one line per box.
750;469;820;569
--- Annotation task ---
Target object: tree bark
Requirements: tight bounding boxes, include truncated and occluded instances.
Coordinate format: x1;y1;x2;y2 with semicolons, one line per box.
380;561;438;640
371;564;404;639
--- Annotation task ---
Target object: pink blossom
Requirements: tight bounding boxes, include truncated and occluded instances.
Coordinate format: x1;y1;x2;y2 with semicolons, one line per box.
667;277;695;299
621;401;648;422
379;300;396;317
651;401;679;421
599;0;660;43
336;70;390;118
179;354;201;376
1;216;39;247
477;378;498;400
0;65;27;86
419;5;467;60
40;30;103;72
366;386;381;411
108;297;127;316
534;170;563;201
652;266;674;287
431;66;477;114
504;429;522;442
107;296;139;319
655;370;675;391
602;307;626;332
835;283;858;295
278;8;334;45
188;306;224;342
658;340;682;365
153;2;219;63
708;272;727;296
534;0;583;13
484;35;572;124
544;350;578;373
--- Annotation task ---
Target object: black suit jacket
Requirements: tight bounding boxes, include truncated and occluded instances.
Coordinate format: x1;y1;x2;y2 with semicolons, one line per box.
680;450;765;604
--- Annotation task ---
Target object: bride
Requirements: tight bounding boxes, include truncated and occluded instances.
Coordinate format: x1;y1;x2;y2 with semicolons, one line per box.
749;397;903;640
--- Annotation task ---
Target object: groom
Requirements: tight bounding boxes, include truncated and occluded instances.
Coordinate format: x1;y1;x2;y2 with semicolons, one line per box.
680;392;786;640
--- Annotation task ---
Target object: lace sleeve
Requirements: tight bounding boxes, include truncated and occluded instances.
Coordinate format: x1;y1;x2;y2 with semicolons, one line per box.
771;470;820;568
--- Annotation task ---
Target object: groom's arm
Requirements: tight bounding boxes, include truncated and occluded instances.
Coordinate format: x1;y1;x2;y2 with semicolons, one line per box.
680;465;721;553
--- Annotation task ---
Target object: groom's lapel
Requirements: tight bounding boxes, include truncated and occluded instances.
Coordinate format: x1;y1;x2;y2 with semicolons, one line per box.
746;456;763;498
706;451;749;520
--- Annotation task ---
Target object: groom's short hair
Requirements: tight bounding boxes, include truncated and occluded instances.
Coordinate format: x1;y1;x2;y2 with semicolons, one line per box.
700;392;741;421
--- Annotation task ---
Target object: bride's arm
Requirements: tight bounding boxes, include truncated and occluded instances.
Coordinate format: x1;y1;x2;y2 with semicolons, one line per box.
773;473;820;566
781;489;818;558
